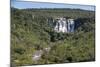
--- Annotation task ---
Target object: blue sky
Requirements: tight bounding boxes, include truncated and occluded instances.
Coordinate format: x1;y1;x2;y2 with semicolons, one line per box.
11;0;95;11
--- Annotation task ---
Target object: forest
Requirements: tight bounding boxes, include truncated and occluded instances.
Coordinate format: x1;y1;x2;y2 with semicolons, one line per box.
11;8;95;66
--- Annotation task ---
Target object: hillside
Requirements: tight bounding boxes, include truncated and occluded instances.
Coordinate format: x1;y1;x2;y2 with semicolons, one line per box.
11;8;95;66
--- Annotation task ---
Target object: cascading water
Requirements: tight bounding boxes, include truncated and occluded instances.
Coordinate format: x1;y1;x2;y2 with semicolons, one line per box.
54;18;68;32
67;19;75;32
54;17;75;33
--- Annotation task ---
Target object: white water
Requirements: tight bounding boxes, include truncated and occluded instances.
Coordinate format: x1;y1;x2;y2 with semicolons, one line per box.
54;18;75;33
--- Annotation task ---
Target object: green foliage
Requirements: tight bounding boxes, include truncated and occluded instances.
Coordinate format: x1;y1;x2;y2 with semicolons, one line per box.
11;8;95;66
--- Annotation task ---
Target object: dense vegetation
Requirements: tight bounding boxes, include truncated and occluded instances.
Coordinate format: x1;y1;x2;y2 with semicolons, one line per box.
11;8;95;66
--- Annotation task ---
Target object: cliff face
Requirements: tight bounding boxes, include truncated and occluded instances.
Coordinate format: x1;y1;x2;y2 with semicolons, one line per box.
53;17;75;33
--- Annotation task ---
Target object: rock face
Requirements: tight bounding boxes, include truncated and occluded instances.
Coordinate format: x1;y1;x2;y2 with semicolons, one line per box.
32;47;51;62
32;50;43;62
54;17;75;33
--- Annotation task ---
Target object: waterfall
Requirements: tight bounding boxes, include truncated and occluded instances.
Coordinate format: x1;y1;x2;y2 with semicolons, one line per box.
67;19;75;32
54;17;75;33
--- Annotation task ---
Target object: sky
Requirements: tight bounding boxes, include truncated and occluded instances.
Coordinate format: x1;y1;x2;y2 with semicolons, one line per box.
11;0;95;11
